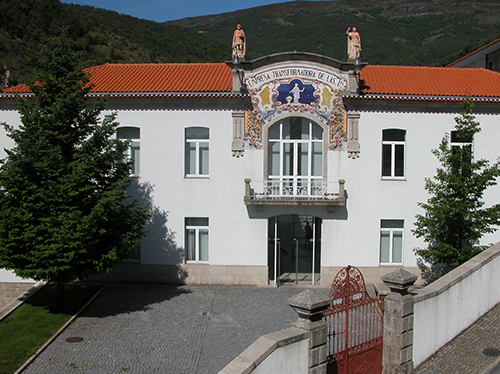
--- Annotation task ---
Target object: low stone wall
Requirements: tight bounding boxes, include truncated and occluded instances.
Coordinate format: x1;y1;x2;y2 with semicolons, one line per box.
0;282;43;321
0;282;37;311
412;241;500;367
220;328;308;374
220;289;329;374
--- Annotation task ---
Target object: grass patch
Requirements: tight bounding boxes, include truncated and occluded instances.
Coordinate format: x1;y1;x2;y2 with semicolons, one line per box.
0;284;101;374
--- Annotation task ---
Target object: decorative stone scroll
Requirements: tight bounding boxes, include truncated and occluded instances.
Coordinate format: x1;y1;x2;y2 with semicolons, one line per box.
243;65;349;150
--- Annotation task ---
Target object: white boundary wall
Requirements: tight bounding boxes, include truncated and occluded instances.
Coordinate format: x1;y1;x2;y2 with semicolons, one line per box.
220;327;308;374
412;241;500;367
252;338;308;374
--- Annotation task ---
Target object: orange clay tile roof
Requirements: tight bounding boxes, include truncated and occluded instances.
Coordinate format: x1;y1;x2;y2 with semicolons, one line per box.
359;65;500;98
3;62;500;101
3;62;233;94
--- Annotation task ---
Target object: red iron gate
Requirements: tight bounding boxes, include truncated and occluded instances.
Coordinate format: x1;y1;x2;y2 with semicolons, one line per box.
322;266;384;374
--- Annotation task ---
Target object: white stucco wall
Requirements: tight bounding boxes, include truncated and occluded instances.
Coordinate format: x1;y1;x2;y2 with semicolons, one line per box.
0;269;33;282
321;110;500;270
412;241;500;367
0;109;31;282
112;108;268;267
252;338;308;374
1;92;500;284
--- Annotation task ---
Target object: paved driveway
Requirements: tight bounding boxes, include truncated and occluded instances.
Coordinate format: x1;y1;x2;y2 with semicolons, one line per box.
23;284;308;374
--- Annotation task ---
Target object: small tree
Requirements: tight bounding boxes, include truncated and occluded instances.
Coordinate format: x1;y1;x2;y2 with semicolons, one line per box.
413;100;500;267
0;33;148;309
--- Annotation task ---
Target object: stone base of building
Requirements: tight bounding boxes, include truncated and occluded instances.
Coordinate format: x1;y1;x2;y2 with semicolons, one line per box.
321;266;423;291
182;263;269;285
88;262;421;288
88;262;269;285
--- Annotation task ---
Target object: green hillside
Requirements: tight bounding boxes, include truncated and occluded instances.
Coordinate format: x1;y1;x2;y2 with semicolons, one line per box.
169;0;500;66
0;0;227;86
1;0;500;87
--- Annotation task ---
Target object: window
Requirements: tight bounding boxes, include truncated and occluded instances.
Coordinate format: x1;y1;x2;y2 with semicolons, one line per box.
382;129;405;178
185;217;209;262
267;117;323;196
380;220;404;264
450;131;472;148
185;127;209;177
451;130;473;155
450;130;473;172
128;243;140;261
117;127;140;175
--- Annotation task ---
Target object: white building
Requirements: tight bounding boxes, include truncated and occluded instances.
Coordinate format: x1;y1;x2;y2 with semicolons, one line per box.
447;38;500;72
1;52;500;286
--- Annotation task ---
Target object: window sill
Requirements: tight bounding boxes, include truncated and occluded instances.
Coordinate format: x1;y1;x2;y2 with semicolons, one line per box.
381;177;406;181
380;263;404;266
185;261;209;264
185;175;210;180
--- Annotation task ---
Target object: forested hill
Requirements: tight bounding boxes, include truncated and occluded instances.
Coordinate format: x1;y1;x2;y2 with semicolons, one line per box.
169;0;500;66
1;0;500;87
0;0;227;86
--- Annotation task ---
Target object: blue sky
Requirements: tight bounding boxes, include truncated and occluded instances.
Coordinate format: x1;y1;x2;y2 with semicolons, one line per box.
60;0;295;23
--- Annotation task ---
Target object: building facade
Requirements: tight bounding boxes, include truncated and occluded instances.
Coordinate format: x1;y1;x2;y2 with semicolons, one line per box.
447;38;500;72
1;52;500;286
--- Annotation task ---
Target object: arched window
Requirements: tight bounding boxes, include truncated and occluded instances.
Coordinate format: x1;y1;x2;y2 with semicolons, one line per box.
382;129;406;178
185;127;209;177
267;117;323;196
117;127;140;175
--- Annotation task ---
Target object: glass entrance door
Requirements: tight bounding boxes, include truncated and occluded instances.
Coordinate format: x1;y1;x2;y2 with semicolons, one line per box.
268;215;321;286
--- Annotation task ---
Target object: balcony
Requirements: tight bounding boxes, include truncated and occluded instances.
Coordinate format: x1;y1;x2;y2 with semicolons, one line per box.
244;178;346;211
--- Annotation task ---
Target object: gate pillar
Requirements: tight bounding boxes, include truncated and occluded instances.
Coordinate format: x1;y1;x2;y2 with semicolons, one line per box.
381;269;417;374
289;290;330;374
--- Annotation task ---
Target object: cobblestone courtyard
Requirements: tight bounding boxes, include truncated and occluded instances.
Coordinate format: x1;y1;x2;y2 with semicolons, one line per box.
22;284;307;374
9;281;500;373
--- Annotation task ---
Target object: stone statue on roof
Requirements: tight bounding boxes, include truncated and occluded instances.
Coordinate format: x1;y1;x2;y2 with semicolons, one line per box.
0;66;10;88
346;27;361;60
232;24;246;60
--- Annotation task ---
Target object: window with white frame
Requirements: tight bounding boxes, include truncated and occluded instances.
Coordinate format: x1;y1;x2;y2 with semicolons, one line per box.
185;127;209;177
117;127;140;175
382;129;406;178
451;130;473;161
267;117;323;196
185;217;209;262
380;220;404;264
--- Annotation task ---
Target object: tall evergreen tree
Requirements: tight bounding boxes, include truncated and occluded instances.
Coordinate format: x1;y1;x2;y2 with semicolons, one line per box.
0;33;148;309
413;100;500;266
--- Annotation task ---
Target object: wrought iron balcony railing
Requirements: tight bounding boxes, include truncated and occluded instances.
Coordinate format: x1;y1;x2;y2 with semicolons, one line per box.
244;178;345;209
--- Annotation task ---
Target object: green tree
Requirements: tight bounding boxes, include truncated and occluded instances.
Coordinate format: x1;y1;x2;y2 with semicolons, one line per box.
0;33;148;309
413;100;500;266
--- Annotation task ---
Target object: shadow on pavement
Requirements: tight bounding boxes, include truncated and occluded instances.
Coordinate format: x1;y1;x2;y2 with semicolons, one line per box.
79;283;193;318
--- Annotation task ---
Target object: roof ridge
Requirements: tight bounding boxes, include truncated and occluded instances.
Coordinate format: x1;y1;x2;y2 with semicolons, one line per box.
475;67;500;75
365;65;500;73
365;65;449;70
89;62;228;67
446;37;500;67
